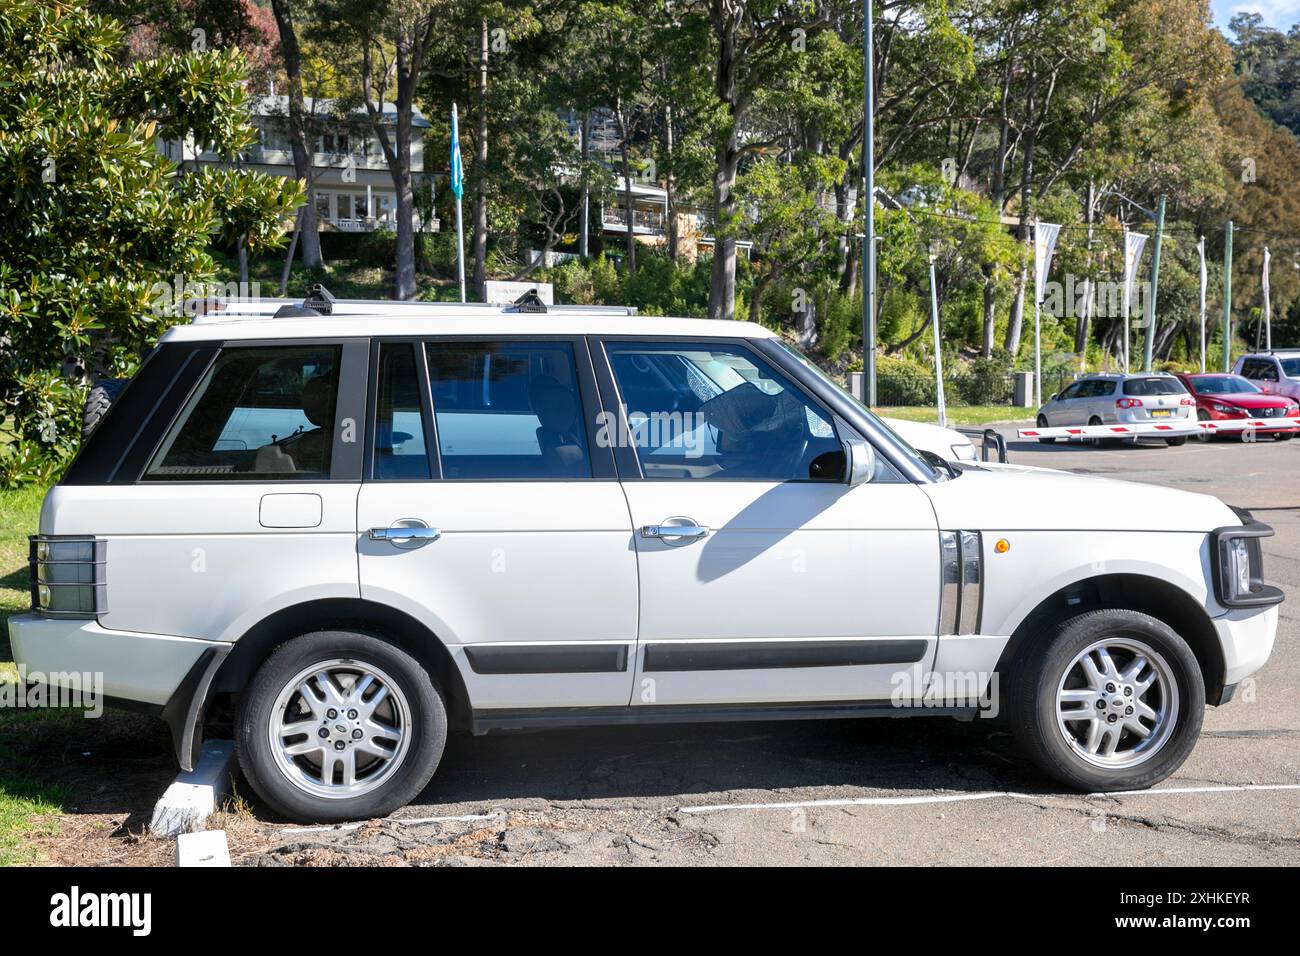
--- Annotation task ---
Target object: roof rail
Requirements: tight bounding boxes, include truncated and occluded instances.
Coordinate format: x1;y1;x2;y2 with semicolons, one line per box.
194;292;638;323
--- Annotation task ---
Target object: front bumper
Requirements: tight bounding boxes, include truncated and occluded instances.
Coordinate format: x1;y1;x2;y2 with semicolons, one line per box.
1214;604;1279;688
8;614;230;769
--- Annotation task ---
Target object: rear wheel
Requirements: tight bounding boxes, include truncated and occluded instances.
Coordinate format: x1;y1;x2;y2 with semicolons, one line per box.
1035;415;1056;444
1086;416;1112;448
237;630;446;822
1273;432;1294;441
1165;436;1187;447
1009;609;1204;791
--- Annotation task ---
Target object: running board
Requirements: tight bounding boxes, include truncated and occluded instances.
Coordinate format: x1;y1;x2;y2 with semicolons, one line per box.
471;701;981;735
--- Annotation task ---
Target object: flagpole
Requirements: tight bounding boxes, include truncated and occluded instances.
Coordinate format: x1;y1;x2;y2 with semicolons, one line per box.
1263;245;1272;352
452;103;466;303
1197;236;1206;373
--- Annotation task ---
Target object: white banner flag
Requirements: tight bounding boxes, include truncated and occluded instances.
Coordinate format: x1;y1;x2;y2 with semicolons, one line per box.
1198;236;1207;373
1262;245;1272;351
1033;222;1061;303
1121;231;1149;372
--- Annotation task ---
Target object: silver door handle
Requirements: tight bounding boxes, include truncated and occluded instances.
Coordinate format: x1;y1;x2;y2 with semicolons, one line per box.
641;524;709;540
368;526;441;542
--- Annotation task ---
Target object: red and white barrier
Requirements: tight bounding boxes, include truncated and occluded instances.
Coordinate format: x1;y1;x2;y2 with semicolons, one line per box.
1018;418;1300;439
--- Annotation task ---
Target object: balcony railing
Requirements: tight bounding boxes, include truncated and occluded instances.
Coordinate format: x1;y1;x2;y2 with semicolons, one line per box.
320;216;438;233
601;206;666;236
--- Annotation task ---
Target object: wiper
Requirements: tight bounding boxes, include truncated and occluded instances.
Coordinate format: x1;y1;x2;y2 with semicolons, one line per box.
918;449;960;480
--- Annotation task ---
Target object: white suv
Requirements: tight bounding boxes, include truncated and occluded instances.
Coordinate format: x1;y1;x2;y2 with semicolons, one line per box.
10;294;1282;822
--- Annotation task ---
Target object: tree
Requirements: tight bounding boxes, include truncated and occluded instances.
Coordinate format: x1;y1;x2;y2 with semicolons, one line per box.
268;0;324;271
314;0;443;299
0;0;302;477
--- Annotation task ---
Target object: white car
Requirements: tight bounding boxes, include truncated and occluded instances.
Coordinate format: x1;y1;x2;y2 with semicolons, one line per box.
11;292;1282;822
1035;372;1196;445
1234;351;1300;402
881;416;979;464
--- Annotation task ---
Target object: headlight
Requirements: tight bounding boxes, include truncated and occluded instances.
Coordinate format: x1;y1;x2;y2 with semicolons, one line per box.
951;442;978;461
1210;518;1284;608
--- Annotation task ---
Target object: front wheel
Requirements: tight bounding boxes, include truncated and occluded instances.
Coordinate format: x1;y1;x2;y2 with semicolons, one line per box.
1009;609;1204;792
1165;436;1187;447
237;631;446;822
1036;415;1057;444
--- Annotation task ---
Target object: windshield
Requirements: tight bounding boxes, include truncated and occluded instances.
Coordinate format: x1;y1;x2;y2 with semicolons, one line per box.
1281;357;1300;377
771;339;939;480
1123;377;1186;396
1191;376;1260;395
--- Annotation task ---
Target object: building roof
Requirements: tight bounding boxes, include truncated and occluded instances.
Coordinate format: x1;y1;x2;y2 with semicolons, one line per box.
247;95;432;129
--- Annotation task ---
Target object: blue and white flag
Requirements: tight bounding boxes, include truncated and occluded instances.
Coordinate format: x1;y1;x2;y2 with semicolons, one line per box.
450;104;464;200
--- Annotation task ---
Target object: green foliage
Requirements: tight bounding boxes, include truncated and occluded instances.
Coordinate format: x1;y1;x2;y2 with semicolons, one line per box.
0;0;301;480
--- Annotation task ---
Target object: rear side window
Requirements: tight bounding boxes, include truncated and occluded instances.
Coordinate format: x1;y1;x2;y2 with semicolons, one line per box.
144;346;341;480
425;341;592;479
1122;377;1185;397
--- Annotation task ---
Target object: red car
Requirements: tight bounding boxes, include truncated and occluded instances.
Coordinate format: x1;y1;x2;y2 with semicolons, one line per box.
1176;373;1299;440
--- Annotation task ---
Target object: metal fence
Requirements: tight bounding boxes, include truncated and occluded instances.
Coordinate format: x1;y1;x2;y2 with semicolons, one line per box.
876;369;1019;407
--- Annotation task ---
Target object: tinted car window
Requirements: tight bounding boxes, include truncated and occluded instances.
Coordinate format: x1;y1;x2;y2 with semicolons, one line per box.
1057;383;1084;400
1191;376;1259;395
1281;357;1300;377
605;342;842;481
1122;377;1186;397
425;341;592;479
145;346;340;480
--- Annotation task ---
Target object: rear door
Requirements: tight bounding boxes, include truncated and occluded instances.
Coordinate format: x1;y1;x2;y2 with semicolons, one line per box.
88;341;367;642
355;338;639;711
594;337;940;707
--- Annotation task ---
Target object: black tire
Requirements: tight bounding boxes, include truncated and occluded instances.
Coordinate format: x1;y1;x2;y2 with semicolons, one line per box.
1165;436;1187;447
81;378;130;440
1273;432;1293;441
1008;609;1205;792
1086;416;1111;448
1035;415;1056;443
237;630;446;822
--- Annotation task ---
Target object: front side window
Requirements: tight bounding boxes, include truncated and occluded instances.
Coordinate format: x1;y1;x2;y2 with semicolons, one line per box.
1280;357;1300;377
605;342;842;481
146;346;341;480
426;341;592;479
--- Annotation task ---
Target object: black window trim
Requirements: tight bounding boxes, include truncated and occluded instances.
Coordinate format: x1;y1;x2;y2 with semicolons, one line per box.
364;339;441;482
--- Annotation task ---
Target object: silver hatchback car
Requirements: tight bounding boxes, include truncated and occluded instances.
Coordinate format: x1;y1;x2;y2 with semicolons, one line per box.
1036;373;1195;445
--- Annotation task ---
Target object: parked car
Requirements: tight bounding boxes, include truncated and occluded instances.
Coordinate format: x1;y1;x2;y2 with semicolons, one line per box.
1035;372;1196;446
10;294;1282;822
880;416;979;464
1233;351;1300;402
1175;373;1299;441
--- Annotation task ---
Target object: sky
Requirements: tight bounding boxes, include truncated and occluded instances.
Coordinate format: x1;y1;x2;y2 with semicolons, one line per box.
1212;0;1300;30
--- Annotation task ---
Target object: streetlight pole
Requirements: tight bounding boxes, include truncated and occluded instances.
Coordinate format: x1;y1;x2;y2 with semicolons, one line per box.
862;0;876;406
1222;220;1234;373
1142;195;1166;371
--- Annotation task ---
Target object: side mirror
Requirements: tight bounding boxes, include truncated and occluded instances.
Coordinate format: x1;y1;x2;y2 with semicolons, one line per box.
844;438;875;487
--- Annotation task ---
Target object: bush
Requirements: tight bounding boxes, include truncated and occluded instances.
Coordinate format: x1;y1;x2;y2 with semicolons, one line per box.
953;350;1014;405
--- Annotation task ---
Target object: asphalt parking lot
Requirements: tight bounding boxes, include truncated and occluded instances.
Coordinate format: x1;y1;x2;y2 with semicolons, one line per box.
247;431;1299;866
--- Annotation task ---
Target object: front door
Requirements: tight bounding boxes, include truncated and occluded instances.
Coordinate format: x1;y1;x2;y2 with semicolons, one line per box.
596;338;941;707
355;339;639;711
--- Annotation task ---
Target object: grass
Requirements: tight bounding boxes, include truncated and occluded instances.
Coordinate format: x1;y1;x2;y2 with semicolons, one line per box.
0;484;73;865
876;405;1034;427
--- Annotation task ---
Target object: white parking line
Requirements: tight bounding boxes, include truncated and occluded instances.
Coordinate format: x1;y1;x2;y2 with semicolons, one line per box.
676;783;1300;815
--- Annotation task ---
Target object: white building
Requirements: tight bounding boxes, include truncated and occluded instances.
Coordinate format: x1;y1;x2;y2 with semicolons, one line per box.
160;95;436;233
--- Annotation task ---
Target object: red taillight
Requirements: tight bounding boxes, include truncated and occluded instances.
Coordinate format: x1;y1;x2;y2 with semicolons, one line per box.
1116;398;1142;409
1180;397;1195;406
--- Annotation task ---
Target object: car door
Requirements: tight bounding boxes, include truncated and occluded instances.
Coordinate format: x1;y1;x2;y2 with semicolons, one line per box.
91;341;367;644
1048;382;1085;425
594;337;941;707
355;338;639;711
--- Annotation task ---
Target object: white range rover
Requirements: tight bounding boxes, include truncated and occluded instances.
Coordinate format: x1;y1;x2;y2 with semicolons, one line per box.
10;293;1282;822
